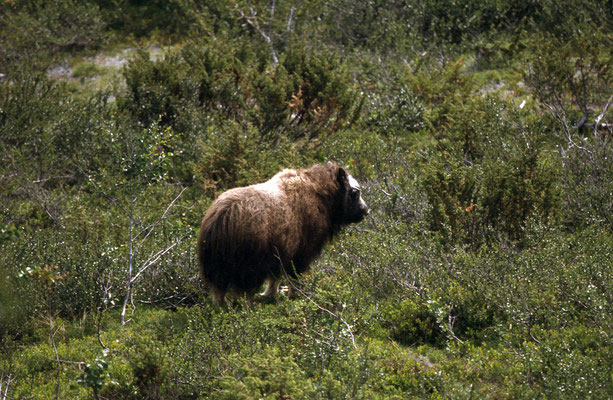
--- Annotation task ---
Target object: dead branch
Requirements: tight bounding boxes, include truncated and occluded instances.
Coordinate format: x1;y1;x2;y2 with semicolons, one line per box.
121;187;186;325
594;94;613;139
134;187;187;253
235;2;279;64
47;315;62;400
0;362;15;400
130;237;184;285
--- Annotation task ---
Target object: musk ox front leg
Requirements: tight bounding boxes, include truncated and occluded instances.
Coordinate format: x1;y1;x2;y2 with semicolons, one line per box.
260;277;281;298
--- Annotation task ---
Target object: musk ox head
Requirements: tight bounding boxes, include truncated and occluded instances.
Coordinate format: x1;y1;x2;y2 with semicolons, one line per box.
197;161;368;305
336;164;369;224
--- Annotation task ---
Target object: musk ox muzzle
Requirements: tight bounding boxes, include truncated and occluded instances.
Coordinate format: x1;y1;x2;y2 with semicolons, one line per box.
197;161;368;305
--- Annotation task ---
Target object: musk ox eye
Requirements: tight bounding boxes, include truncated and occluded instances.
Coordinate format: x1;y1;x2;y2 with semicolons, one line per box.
350;188;360;198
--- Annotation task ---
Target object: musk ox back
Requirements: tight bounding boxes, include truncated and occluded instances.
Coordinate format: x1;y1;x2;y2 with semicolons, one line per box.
197;161;368;305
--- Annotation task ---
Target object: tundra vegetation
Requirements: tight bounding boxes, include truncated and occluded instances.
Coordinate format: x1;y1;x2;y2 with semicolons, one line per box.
0;0;612;398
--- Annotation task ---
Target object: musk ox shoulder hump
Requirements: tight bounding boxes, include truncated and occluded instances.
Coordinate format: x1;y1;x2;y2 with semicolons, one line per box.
250;170;295;198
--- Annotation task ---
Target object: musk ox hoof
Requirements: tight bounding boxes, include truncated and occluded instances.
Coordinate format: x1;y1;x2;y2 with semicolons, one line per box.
197;162;368;305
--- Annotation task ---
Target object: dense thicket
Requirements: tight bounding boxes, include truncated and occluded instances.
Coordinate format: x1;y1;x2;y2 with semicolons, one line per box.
1;0;612;398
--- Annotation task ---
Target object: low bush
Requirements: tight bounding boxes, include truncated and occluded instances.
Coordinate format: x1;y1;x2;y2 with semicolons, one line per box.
382;298;444;347
211;348;317;400
0;72;115;227
0;0;107;70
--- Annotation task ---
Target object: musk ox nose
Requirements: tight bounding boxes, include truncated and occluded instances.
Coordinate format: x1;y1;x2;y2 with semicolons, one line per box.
361;199;369;215
352;199;369;222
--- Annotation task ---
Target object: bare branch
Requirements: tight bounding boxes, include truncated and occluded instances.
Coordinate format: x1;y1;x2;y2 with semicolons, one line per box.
235;2;279;64
32;175;74;184
121;186;186;325
287;6;295;33
446;314;464;344
544;101;593;159
268;0;276;44
130;238;183;285
47;315;63;400
0;361;16;400
134;187;187;252
594;94;613;139
97;308;108;350
43;357;86;367
121;197;136;325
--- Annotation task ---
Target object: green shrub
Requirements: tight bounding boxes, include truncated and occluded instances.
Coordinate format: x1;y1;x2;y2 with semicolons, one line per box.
97;0;204;39
478;147;560;243
0;72;114;200
383;299;444;347
410;71;561;246
380;351;443;398
121;39;359;144
254;45;361;140
125;338;168;399
0;263;33;341
521;0;612;38
121;40;352;184
354;0;612;51
514;326;613;399
318;0;414;52
407;0;512;45
561;140;613;230
0;0;107;70
78;350;114;399
523;26;613;231
71;61;103;78
192;120;317;194
211;348;317;400
364;88;426;136
121;41;245;130
421;155;481;245
3;228;113;318
524;25;612;132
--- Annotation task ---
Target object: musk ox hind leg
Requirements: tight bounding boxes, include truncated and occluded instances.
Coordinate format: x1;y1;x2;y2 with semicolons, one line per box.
210;285;227;307
209;285;254;307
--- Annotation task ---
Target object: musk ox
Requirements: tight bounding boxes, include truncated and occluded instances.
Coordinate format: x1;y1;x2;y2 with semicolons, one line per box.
197;161;369;305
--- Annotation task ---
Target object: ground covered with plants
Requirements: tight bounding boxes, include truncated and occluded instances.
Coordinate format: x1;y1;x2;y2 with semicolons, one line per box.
1;1;612;398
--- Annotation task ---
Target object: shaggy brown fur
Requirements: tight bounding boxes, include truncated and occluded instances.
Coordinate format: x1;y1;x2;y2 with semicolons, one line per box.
197;162;368;305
